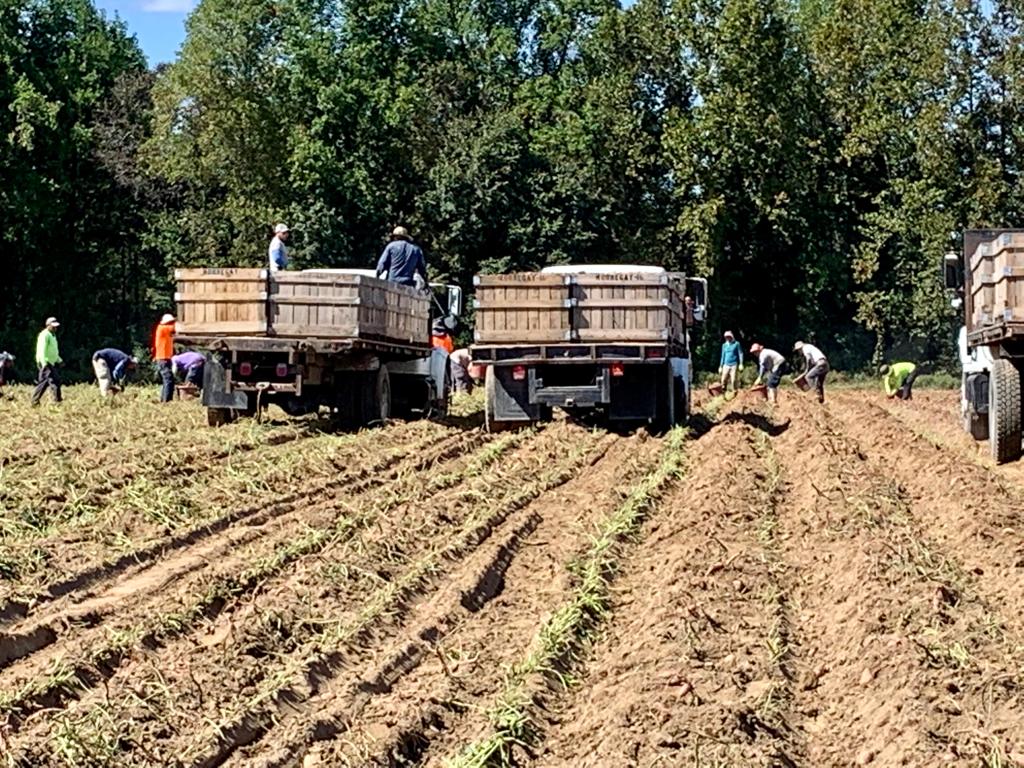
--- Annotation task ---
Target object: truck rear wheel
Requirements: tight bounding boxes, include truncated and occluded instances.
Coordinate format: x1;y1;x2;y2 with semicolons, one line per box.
363;366;391;426
207;407;235;427
988;358;1022;463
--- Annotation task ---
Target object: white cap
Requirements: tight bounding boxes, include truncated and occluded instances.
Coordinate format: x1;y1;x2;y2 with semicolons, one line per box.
45;317;60;327
392;226;409;238
793;341;804;351
160;313;176;324
723;330;734;338
274;223;290;234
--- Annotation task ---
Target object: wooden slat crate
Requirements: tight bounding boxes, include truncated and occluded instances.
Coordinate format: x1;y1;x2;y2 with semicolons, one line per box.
175;269;430;345
572;273;686;344
969;233;1024;328
473;273;573;343
270;272;429;344
175;268;267;336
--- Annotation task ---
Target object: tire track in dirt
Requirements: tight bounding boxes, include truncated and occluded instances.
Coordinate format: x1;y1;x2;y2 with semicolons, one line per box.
534;407;799;768
0;425;504;729
262;433;662;768
774;395;1024;765
4;422;602;767
0;420;447;624
828;393;1024;640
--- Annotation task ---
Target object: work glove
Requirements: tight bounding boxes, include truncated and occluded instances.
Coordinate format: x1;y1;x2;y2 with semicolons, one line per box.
739;363;744;371
717;367;722;375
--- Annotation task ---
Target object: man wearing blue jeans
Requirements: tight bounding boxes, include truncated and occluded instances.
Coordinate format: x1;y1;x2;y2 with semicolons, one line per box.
718;331;744;393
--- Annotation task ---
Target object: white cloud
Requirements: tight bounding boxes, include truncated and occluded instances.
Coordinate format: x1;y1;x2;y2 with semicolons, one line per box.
141;0;196;12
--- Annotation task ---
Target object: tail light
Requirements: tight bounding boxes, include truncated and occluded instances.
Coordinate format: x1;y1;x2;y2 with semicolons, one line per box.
238;362;253;376
512;365;527;381
610;363;625;377
646;348;664;359
276;363;289;377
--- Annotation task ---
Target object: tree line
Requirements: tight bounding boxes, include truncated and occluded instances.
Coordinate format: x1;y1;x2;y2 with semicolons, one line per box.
1;0;1022;379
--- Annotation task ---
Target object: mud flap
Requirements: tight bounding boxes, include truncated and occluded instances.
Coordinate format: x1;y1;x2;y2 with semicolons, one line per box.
201;354;248;410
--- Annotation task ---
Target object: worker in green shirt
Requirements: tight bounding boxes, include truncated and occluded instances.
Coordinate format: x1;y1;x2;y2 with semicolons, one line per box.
879;362;917;401
31;316;63;405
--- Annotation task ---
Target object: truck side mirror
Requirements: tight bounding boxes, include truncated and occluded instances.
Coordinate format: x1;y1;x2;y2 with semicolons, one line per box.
447;285;464;318
685;277;708;323
943;252;961;290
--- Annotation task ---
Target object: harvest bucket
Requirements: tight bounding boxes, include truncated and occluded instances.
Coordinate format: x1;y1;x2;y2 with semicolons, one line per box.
793;373;810;392
708;382;724;397
749;384;768;401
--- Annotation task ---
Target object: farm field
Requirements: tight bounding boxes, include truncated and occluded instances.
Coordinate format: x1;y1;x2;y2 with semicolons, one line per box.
1;385;1024;767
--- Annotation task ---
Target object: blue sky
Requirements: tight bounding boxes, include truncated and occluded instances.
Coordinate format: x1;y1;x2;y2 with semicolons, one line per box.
94;0;195;66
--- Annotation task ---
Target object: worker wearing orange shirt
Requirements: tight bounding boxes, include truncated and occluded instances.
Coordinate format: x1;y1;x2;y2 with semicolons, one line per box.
431;318;455;354
153;313;176;402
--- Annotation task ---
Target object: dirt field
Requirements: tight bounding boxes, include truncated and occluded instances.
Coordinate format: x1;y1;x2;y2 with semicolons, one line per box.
2;385;1024;767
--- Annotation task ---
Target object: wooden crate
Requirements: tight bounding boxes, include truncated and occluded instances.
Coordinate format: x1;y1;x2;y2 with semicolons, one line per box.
176;269;430;345
473;273;573;343
270;272;429;344
572;272;686;344
175;268;267;336
969;233;1024;328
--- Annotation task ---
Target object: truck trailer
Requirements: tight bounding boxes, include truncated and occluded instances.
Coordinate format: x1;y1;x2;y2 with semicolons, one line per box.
470;265;707;432
945;229;1024;462
174;268;461;427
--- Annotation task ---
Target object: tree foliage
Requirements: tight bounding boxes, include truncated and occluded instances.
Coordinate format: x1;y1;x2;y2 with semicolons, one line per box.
2;0;1024;375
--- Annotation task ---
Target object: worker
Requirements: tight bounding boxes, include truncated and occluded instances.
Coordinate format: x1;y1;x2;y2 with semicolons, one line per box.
376;226;427;289
172;350;206;390
268;223;290;273
153;314;176;403
449;348;474;393
31;317;63;406
880;362;918;400
718;331;743;393
92;348;137;397
431;318;455;354
750;342;787;405
0;351;14;397
794;340;829;404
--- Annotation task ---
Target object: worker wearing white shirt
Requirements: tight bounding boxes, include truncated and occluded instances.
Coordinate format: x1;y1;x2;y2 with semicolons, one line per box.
794;340;829;404
750;343;787;405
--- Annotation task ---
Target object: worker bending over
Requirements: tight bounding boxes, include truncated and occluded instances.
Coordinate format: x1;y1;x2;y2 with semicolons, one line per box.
794;341;829;404
172;351;206;390
719;331;743;393
750;343;787;405
880;362;918;400
0;351;14;398
92;348;137;396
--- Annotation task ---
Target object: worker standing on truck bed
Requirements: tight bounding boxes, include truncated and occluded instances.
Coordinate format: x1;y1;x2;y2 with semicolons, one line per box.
92;348;137;397
172;351;206;390
153;314;176;403
750;343;787;405
376;226;428;289
880;362;918;400
269;223;290;272
794;341;829;404
31;317;63;406
718;331;743;393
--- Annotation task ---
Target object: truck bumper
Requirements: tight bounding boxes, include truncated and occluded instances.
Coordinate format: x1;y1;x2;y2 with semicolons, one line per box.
528;368;611;408
202;355;249;409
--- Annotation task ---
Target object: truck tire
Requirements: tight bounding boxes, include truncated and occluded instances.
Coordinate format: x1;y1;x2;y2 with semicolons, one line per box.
364;366;391;426
988;358;1022;463
207;407;235;427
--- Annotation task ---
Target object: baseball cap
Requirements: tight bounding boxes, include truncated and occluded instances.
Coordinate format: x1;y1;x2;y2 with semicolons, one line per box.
160;313;176;324
45;317;60;327
275;223;290;234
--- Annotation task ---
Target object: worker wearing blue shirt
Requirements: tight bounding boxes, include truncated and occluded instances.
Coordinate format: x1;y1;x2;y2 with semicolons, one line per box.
376;226;428;288
92;348;137;397
718;331;744;393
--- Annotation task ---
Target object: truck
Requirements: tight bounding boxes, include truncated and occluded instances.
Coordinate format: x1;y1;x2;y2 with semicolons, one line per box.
944;229;1024;462
174;268;462;427
470;265;707;432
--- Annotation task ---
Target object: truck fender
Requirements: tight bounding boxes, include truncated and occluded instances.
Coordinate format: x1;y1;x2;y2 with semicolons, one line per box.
201;353;248;410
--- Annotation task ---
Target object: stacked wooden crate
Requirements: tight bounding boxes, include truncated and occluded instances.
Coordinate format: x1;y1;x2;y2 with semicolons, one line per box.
175;269;430;345
473;270;687;345
968;232;1024;329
